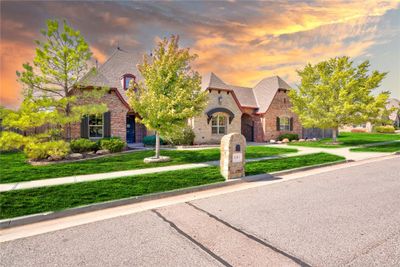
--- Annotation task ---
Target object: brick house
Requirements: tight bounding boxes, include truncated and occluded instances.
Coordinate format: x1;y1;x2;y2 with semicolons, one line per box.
192;72;302;144
72;48;302;144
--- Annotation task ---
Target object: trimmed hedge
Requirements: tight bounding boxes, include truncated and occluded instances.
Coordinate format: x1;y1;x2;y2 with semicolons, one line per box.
278;133;299;141
24;140;70;160
143;135;166;146
98;137;125;153
166;127;196;145
70;138;98;153
374;125;395;133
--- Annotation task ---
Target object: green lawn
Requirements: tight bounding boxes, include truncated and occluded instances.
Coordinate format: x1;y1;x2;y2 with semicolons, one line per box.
288;132;400;148
350;142;400;152
0;152;344;219
0;146;297;183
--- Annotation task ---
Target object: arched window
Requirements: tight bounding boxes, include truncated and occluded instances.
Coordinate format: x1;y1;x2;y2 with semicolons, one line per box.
211;115;227;134
121;74;135;90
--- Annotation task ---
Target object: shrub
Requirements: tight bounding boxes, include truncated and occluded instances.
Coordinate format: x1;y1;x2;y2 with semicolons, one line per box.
0;132;26;151
374;125;395;133
70;138;98;153
166;127;196;146
278;133;299;141
24;140;70;160
98;137;125;153
143;135;166;146
351;128;367;133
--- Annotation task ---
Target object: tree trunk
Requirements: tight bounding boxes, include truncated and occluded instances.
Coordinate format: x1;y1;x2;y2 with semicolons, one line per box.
155;131;160;159
332;128;338;142
65;103;71;141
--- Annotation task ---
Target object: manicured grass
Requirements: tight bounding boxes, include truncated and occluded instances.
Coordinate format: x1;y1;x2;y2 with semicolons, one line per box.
350;142;400;152
288;132;400;148
0;152;344;219
0;146;297;183
246;152;345;175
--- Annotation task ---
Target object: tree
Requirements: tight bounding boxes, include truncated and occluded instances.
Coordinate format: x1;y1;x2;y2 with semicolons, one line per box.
128;35;207;159
289;56;391;142
16;19;107;140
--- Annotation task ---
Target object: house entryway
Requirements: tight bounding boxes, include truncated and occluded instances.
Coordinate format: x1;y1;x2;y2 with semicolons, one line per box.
241;114;254;142
126;114;136;143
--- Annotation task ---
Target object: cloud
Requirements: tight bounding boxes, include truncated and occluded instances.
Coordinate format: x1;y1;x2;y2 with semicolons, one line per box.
0;0;399;108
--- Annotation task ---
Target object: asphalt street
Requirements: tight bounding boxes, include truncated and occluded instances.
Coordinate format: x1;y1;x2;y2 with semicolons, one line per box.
1;157;399;266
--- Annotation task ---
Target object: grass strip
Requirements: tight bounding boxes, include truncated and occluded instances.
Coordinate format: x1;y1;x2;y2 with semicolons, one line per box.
350;142;400;152
288;132;400;148
0;146;297;183
0;152;344;219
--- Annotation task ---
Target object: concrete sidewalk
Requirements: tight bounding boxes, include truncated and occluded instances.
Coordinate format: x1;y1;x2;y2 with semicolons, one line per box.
0;145;394;193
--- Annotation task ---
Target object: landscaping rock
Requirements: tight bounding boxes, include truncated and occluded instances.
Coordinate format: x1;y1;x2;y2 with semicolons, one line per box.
312;138;318;141
277;141;283;144
291;139;297;142
96;149;110;155
282;138;290;143
86;151;96;155
143;156;171;163
67;153;84;160
48;155;63;161
269;139;276;144
299;139;305;142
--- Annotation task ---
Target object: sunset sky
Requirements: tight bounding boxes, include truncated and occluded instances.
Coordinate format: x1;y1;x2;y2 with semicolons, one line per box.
1;0;399;109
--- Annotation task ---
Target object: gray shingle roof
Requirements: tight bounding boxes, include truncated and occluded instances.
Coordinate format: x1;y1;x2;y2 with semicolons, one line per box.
201;72;292;112
80;48;141;101
82;50;292;113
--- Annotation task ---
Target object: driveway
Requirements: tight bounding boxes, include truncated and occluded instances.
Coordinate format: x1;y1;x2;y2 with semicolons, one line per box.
1;157;399;266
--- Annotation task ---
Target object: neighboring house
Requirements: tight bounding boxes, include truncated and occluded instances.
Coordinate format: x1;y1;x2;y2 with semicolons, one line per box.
192;72;302;143
71;48;302;144
340;97;400;133
387;98;400;128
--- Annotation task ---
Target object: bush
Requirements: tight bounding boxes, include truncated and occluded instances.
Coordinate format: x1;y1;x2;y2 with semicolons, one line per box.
351;128;367;133
143;135;166;146
166;127;196;146
98;137;125;153
0;132;26;151
24;140;70;160
70;138;98;153
278;133;299;141
374;125;395;133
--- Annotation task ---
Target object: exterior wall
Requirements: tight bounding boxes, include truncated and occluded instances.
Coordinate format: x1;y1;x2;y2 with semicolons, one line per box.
192;90;242;144
261;90;302;141
70;89;130;141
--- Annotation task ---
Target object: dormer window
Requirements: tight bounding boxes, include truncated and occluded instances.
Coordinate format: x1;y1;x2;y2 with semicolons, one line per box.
121;74;135;90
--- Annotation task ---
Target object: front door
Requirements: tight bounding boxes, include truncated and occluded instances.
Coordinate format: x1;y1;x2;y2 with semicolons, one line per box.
126;115;135;143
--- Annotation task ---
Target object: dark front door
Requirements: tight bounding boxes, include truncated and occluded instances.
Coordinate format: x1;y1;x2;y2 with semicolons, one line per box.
126;115;135;143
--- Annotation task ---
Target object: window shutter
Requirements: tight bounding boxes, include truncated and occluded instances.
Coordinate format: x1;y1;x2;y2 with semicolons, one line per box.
80;115;89;138
103;111;111;138
276;117;280;131
290;117;294;131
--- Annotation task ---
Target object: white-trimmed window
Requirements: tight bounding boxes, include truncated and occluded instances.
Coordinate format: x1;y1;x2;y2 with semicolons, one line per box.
211;115;227;134
279;117;290;131
89;114;104;138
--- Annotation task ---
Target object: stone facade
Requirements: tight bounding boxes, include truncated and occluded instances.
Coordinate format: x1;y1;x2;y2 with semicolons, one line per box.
220;133;246;180
191;88;302;144
260;89;302;141
192;90;242;144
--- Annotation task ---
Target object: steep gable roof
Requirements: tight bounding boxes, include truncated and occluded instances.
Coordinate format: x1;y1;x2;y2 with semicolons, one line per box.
253;76;291;113
80;48;140;101
202;72;291;113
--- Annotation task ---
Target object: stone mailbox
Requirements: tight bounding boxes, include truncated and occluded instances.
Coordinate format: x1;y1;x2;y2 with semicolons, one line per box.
220;133;246;180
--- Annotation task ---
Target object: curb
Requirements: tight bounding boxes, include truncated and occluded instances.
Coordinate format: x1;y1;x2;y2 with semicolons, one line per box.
0;159;348;229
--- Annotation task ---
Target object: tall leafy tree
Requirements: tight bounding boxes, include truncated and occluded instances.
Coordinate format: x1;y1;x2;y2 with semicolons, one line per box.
16;19;107;140
128;35;207;159
289;56;390;142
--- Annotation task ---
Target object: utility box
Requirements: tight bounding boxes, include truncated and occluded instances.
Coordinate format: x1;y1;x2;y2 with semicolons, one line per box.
220;133;246;180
